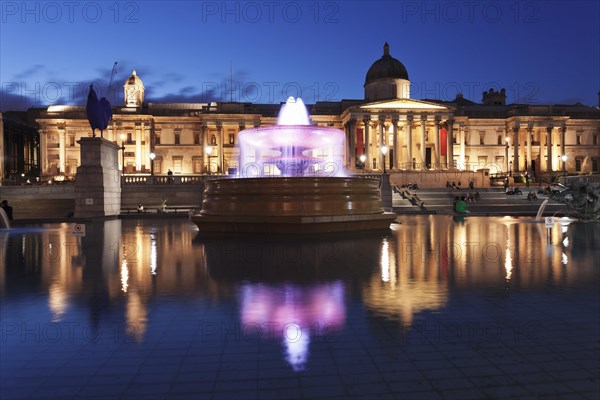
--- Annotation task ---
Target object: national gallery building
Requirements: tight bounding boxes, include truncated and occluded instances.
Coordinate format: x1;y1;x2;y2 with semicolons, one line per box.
7;44;600;183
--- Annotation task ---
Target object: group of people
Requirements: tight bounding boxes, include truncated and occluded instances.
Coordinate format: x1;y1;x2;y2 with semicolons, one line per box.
0;200;13;220
505;186;523;195
400;182;419;190
446;180;475;190
466;192;480;203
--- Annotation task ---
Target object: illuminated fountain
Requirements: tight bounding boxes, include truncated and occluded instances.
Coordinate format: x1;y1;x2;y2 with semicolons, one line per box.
192;97;396;234
238;97;345;177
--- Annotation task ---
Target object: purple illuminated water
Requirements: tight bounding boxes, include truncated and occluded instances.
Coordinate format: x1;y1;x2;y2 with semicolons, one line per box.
238;97;346;177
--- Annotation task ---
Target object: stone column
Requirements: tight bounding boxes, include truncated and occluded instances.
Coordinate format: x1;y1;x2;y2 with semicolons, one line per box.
348;118;356;169
459;124;466;170
379;115;386;170
513;125;519;173
420;114;427;169
526;124;533;171
392;116;399;170
434;115;441;169
216;121;223;173
406;114;413;170
560;124;566;160
546;126;553;172
75;137;121;218
135;124;142;172
201;123;208;174
59;127;66;174
363;116;371;170
447;119;454;169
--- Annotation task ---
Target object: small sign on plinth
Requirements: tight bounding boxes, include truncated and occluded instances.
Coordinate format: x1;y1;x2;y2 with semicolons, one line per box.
71;223;86;237
544;216;555;229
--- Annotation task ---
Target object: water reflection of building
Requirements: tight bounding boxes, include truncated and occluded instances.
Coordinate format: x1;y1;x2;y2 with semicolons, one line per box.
362;216;600;327
0;220;224;342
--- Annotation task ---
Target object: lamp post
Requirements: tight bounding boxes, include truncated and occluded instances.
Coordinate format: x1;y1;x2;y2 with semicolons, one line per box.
149;152;156;177
120;133;126;176
205;145;213;175
562;154;568;177
381;145;389;174
359;154;366;170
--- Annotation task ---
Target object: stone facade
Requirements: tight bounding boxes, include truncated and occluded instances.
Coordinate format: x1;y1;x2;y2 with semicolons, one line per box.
27;46;600;183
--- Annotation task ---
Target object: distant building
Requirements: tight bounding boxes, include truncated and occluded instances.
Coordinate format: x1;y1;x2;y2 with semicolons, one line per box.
3;43;599;184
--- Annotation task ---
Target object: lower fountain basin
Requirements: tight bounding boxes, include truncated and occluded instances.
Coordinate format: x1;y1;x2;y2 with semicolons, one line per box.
192;177;396;235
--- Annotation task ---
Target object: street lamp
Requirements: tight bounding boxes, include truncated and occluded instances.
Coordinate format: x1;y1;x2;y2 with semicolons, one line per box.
149;152;156;176
205;145;213;175
381;145;389;174
120;133;126;176
359;154;366;170
562;154;568;177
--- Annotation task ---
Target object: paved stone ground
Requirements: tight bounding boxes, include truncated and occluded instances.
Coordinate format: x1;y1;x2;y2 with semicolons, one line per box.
1;288;598;400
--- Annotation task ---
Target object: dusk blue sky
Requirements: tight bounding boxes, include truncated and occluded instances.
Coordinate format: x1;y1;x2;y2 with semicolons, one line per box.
1;0;599;111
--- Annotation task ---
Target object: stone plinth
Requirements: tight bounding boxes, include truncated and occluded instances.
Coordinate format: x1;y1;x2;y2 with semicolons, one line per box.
75;137;121;218
380;173;393;212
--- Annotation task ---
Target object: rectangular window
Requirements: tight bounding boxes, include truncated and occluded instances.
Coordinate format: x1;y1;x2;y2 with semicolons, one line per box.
594;135;598;145
497;135;503;145
155;133;161;145
174;133;180;145
479;131;485;145
575;158;582;172
194;133;200;145
592;159;599;172
127;133;133;144
173;157;183;173
193;158;202;173
576;134;582;145
229;133;235;145
70;136;75;147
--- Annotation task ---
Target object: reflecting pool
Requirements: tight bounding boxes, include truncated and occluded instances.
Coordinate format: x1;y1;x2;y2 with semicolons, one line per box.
1;216;599;399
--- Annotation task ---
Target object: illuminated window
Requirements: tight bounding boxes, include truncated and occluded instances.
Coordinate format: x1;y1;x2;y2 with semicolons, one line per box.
575;158;582;172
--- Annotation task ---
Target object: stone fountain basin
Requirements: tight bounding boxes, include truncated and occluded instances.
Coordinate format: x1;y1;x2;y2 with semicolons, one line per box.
192;177;396;235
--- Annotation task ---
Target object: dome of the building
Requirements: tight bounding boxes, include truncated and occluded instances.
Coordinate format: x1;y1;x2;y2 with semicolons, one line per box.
364;43;409;86
123;69;145;107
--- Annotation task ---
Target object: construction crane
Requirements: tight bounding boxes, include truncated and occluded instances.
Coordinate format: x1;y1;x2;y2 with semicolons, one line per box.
107;61;118;97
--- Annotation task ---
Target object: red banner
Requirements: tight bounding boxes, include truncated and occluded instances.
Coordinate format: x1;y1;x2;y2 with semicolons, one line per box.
441;129;447;156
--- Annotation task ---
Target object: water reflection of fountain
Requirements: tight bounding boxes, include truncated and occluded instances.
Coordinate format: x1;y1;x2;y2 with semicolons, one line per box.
240;282;345;371
200;234;381;371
